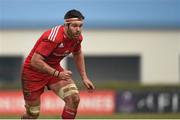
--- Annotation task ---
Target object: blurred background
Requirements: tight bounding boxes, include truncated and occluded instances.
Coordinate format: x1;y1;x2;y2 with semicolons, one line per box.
0;0;180;119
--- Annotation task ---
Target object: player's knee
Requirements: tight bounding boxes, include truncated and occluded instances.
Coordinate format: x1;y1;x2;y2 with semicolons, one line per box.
64;93;80;109
68;93;80;106
25;104;40;118
58;83;80;108
72;93;80;105
58;83;79;99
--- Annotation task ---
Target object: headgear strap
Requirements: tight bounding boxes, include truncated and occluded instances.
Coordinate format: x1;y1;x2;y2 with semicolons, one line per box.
64;18;82;24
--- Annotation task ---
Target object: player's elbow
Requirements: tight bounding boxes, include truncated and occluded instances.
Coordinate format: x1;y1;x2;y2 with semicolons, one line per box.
30;56;38;69
30;57;37;68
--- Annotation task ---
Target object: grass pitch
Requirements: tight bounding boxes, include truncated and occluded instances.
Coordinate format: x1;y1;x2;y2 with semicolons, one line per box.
77;113;180;119
1;113;180;119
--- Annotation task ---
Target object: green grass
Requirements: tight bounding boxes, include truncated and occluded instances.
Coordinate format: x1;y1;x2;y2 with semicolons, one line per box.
76;80;180;91
1;113;180;119
1;80;180;91
77;113;180;119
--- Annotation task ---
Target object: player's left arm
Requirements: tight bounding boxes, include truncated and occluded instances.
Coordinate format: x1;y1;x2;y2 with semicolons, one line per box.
72;49;95;90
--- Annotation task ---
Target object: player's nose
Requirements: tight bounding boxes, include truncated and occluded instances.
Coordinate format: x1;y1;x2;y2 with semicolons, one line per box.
76;27;81;32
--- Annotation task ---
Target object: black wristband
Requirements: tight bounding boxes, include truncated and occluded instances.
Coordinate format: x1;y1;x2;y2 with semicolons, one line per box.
53;70;56;77
57;71;60;78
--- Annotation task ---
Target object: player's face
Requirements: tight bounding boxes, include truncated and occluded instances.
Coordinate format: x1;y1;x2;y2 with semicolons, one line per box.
66;21;83;39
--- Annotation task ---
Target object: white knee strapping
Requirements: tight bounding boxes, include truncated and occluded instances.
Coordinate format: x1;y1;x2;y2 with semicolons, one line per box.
26;105;40;115
29;106;40;115
58;83;79;99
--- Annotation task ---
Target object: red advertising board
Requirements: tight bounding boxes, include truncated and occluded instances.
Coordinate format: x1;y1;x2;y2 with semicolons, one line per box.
0;90;115;116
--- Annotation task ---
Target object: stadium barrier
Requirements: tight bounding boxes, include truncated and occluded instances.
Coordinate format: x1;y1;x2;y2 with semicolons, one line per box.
0;90;115;116
0;89;180;116
116;90;180;113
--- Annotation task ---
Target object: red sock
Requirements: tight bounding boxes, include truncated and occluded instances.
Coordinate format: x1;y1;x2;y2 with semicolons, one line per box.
61;106;77;120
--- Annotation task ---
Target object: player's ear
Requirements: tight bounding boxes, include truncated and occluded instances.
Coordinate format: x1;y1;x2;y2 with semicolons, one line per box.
64;24;67;30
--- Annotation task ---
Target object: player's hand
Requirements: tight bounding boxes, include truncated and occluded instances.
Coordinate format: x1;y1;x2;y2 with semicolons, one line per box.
58;70;72;80
82;78;95;92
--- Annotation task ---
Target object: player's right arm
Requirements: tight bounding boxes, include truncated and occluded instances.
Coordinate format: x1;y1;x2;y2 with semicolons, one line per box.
31;53;72;79
30;26;72;79
31;53;56;76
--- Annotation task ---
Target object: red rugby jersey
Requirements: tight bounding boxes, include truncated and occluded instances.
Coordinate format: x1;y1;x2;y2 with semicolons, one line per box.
23;25;83;71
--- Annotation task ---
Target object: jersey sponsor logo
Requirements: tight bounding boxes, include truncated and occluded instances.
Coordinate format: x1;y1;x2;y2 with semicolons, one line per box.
53;50;70;57
48;26;60;41
58;43;64;48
